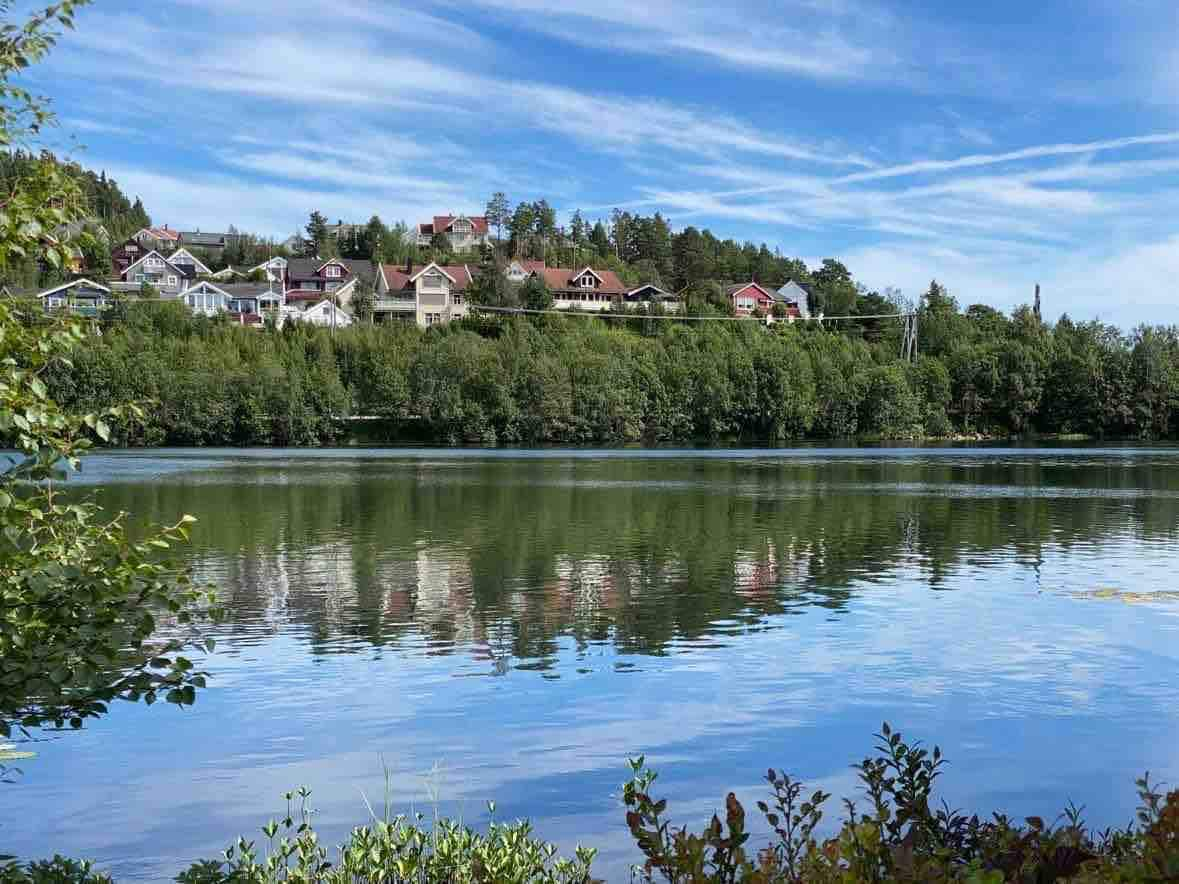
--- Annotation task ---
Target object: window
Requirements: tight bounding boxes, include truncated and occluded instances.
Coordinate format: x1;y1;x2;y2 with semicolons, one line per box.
453;293;462;305
325;264;341;278
325;281;340;291
126;245;139;253
168;275;177;287
422;272;446;292
425;312;442;326
301;281;318;290
146;257;163;268
579;274;596;288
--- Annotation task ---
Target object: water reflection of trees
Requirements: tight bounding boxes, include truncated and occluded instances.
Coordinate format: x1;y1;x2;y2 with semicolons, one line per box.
97;456;1179;661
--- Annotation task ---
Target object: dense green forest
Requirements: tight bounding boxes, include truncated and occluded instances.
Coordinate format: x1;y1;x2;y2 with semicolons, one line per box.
39;289;1179;446
0;150;150;288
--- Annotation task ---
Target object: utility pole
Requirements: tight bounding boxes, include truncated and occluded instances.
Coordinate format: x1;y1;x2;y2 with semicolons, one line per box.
900;312;919;363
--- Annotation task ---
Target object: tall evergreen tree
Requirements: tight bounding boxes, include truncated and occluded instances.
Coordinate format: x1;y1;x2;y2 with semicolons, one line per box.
485;192;510;251
590;221;610;259
305;211;329;258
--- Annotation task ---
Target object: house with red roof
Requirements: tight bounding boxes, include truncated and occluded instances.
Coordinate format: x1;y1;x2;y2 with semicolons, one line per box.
536;266;628;311
416;214;490;251
376;260;474;327
131;226;181;252
504;259;547;283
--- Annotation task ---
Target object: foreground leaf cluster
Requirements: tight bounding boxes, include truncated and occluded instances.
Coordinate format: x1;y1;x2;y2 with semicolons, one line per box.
0;301;220;740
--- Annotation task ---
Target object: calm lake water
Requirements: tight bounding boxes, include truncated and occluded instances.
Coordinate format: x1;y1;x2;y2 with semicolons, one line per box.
7;447;1179;881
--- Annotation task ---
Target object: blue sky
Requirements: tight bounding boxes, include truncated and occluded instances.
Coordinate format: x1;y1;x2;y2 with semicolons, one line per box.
30;0;1179;323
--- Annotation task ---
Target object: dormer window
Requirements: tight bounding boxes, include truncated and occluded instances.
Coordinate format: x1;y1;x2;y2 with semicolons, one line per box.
579;274;596;288
422;272;447;292
325;264;342;278
453;219;471;234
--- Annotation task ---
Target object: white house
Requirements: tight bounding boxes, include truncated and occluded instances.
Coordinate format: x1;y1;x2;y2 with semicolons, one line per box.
166;247;213;277
292;298;353;328
776;280;815;319
250;256;288;283
505;259;545;283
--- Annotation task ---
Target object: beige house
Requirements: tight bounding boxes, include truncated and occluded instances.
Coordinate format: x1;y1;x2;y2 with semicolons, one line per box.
416;214;490;251
376;261;473;327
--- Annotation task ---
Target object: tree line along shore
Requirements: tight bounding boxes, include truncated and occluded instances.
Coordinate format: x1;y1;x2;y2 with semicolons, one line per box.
36;288;1179;447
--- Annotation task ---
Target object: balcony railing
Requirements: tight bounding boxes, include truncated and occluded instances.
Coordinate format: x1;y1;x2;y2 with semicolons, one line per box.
374;297;415;312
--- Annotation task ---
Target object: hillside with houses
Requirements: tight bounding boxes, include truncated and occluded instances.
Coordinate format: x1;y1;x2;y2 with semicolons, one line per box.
1;172;879;331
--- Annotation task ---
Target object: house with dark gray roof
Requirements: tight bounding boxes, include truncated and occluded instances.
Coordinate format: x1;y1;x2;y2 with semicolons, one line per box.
283;257;373;308
178;230;241;253
776;280;815;319
113;249;194;296
179;280;283;324
37;278;112;317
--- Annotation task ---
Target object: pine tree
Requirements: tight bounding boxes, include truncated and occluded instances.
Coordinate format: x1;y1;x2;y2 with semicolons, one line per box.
590;221;610;259
305;211;329;258
485;192;510;252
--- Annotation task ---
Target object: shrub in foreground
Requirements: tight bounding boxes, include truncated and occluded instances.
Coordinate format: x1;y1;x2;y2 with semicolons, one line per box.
172;787;597;884
622;724;1179;883
5;726;1179;882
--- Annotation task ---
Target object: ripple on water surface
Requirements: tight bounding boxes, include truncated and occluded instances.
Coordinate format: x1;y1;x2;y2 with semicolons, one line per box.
8;447;1179;882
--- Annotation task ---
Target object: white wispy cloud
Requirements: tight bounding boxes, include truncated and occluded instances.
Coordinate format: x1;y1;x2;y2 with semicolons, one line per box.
61;118;138;137
41;0;1179;325
428;0;904;82
54;13;872;169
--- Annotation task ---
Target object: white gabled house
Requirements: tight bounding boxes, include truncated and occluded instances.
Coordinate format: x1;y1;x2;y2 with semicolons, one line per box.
290;298;353;328
166;247;213;277
114;249;193;296
250;256;288;283
504;259;545;283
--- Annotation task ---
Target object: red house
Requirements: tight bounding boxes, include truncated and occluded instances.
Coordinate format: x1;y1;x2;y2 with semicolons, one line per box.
726;282;777;316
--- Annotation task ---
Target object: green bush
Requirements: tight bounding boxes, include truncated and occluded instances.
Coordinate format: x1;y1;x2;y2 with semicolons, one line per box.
7;726;1179;882
173;788;596;884
622;724;1179;884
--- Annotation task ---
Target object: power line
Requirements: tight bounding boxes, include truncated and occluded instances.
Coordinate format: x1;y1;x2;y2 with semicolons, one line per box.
471;304;916;322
